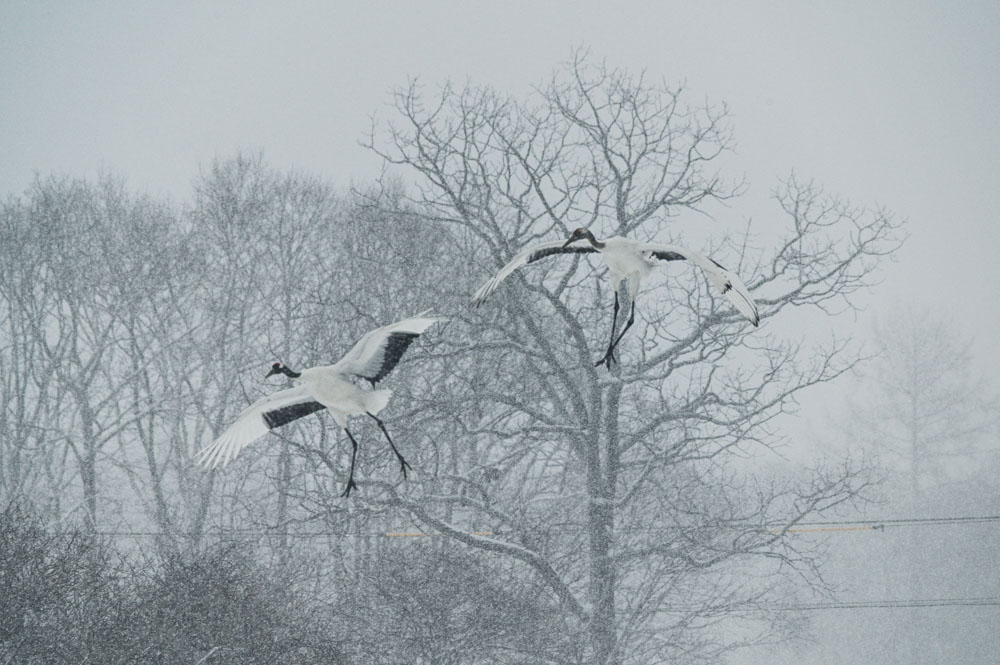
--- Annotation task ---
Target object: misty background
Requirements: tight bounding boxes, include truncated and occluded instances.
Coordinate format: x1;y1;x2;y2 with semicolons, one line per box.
1;2;998;664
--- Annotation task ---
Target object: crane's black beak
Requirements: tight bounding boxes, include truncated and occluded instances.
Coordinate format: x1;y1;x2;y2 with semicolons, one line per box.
265;366;280;379
562;236;578;248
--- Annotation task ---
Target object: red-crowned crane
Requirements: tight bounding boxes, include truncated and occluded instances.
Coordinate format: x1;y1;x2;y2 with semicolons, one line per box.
472;228;758;368
195;311;443;496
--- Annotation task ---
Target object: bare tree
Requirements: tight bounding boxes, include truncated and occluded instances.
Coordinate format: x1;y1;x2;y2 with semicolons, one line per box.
850;306;998;510
0;198;69;514
832;306;1000;664
0;177;186;530
182;154;345;549
344;51;905;664
101;195;201;553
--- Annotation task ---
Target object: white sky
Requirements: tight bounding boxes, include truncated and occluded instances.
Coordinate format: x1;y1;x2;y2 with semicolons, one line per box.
2;0;998;363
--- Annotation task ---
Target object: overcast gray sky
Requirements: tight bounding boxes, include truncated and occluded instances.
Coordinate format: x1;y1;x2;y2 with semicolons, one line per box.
3;0;999;365
3;3;999;660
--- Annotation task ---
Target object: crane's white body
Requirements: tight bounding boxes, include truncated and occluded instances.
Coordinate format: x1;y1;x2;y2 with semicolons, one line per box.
599;236;657;301
196;311;441;469
295;368;392;427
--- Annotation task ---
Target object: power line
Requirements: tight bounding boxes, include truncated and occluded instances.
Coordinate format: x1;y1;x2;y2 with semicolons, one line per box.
60;523;1000;613
773;525;880;534
778;597;1000;610
89;514;1000;539
788;515;1000;529
662;597;1000;612
767;515;1000;534
386;530;493;538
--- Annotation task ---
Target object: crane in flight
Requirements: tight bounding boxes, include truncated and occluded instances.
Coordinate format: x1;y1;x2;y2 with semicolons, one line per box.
195;311;443;496
473;228;758;367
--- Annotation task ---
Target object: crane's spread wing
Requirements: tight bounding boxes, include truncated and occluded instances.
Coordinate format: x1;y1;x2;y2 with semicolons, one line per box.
195;385;326;469
331;310;443;384
471;240;599;306
646;243;760;327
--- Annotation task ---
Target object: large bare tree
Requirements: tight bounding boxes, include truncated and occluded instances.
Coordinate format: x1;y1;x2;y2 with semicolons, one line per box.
334;52;907;664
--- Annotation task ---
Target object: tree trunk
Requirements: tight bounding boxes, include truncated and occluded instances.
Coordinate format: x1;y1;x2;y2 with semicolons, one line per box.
588;494;617;665
587;384;620;665
81;443;98;532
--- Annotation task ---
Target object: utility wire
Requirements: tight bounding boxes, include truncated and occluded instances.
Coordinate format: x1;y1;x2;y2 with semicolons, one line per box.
778;597;1000;610
661;597;1000;612
90;514;1000;539
75;521;1000;613
787;515;1000;528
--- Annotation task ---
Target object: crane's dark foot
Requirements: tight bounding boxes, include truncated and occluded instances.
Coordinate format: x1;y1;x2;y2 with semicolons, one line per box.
396;454;413;479
594;349;617;369
340;478;359;498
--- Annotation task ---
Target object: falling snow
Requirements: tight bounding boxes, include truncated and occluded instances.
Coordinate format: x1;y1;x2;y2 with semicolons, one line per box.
2;5;999;664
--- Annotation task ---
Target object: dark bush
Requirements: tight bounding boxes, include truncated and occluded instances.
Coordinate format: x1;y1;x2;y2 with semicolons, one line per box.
128;542;347;665
341;542;583;665
0;501;130;664
1;503;347;664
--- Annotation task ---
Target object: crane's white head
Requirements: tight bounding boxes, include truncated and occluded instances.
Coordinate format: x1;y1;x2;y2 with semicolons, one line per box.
563;227;596;248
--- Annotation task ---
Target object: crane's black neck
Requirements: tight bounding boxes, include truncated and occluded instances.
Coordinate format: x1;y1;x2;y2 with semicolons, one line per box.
583;231;606;250
279;366;301;379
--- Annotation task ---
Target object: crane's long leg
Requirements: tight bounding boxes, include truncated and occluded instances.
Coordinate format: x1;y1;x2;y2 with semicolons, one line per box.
601;301;636;367
340;428;360;498
368;412;412;478
595;292;621;368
